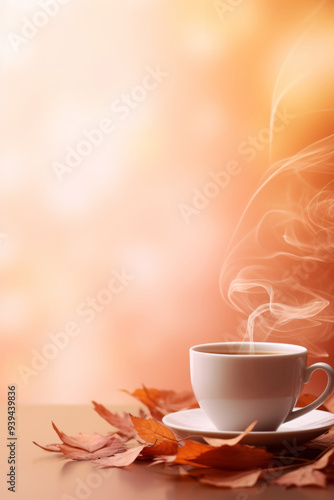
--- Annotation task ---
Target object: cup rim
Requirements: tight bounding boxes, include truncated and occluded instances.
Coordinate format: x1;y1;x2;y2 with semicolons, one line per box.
190;342;307;356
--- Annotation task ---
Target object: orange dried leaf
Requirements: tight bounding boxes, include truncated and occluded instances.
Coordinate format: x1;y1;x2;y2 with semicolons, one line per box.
197;444;272;471
124;386;199;420
174;439;214;467
92;402;136;438
130;415;179;456
141;444;178;459
146;387;199;412
52;422;113;453
93;445;145;468
174;440;272;471
274;448;334;488
130;415;178;443
189;468;262;488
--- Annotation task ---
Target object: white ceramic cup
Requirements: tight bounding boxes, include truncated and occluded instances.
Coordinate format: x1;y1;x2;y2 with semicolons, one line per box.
190;342;334;431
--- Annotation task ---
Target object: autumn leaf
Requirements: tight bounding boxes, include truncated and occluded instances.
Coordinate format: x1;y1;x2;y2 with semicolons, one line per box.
124;386;199;420
32;442;61;453
204;421;257;447
296;394;329;412
130;415;178;444
174;439;273;470
173;439;214;468
92;401;136;438
306;428;334;450
130;415;179;456
274;448;334;488
202;444;272;471
51;422;114;452
33;422;125;461
58;440;125;461
93;445;145;468
188;468;263;488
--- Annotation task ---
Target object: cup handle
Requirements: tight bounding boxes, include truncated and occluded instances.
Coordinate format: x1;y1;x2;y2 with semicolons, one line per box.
283;362;334;423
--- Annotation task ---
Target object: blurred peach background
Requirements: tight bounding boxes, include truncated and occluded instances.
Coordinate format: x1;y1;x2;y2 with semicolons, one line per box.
1;0;334;403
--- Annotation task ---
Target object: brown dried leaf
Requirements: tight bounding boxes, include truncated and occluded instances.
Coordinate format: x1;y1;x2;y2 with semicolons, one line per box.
306;428;334;450
33;423;125;461
296;394;329;412
58;439;126;461
92;401;136;438
93;445;145;468
204;421;257;447
189;468;262;488
52;422;113;452
274;448;334;487
124;386;199;420
32;442;61;453
130;415;179;457
174;439;272;471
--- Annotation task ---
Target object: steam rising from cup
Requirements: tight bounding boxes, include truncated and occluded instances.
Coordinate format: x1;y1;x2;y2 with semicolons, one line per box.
220;134;334;355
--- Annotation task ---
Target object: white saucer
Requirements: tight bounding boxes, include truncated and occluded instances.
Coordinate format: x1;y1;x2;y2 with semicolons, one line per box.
162;408;334;446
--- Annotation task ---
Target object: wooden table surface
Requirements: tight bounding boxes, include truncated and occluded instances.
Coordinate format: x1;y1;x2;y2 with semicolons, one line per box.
1;400;334;500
